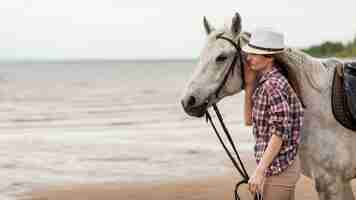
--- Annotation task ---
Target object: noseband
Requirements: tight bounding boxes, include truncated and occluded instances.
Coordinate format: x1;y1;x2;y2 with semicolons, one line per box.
214;33;245;98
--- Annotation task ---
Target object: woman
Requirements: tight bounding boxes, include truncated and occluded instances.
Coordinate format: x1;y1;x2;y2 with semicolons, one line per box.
242;28;304;200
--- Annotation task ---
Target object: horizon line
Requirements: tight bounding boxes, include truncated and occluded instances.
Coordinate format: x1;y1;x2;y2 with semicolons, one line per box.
0;57;199;63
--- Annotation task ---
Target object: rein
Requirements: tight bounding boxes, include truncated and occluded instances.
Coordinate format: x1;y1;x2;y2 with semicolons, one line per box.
204;34;262;200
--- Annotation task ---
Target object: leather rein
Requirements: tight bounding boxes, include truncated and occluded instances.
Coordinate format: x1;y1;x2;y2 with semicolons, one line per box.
204;33;262;200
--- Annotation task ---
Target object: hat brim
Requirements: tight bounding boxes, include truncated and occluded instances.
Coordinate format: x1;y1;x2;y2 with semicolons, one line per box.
242;44;284;55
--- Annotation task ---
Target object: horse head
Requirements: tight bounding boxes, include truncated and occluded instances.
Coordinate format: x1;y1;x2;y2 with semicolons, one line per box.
181;12;249;117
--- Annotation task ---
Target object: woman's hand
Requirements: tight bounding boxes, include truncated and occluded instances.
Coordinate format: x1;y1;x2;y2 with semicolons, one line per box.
248;166;265;194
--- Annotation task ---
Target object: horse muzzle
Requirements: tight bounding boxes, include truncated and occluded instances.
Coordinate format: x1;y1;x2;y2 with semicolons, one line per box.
181;96;208;118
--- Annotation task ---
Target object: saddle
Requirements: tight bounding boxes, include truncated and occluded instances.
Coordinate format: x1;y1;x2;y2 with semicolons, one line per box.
331;61;356;131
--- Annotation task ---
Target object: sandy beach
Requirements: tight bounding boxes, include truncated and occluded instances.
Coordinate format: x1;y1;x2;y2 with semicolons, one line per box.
22;171;321;200
21;177;320;200
21;154;331;200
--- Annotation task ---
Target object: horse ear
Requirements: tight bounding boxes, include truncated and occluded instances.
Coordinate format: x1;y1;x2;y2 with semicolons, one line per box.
203;16;215;35
231;12;242;37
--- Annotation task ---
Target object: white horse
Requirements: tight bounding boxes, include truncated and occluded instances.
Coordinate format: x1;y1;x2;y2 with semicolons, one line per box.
181;12;356;200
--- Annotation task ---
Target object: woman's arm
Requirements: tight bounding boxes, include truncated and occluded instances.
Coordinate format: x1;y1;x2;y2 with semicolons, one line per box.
244;86;254;126
249;79;290;194
256;134;283;172
259;83;290;170
248;133;283;194
243;64;257;126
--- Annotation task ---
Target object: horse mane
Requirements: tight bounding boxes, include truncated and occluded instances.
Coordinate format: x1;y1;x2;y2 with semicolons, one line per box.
274;48;340;95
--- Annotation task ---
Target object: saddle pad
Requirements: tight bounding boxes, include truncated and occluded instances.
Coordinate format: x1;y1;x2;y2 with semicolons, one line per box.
331;67;356;131
344;62;356;118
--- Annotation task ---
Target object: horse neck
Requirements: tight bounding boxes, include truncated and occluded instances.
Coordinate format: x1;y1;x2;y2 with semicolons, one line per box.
275;49;335;112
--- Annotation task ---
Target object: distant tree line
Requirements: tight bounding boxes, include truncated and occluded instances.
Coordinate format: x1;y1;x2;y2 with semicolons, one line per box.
302;36;356;58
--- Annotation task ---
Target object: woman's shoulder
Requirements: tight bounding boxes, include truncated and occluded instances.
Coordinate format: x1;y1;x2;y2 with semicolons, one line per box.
264;73;287;89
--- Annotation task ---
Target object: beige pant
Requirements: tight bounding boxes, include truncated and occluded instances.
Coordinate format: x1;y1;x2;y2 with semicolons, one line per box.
262;156;301;200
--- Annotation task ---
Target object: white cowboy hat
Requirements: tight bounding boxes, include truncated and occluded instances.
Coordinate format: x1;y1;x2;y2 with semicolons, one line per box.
242;28;285;55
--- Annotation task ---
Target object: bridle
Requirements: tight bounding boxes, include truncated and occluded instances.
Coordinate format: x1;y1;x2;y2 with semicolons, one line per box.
214;32;245;98
204;33;263;200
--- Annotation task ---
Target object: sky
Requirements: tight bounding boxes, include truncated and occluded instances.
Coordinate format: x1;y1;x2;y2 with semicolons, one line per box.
1;0;356;60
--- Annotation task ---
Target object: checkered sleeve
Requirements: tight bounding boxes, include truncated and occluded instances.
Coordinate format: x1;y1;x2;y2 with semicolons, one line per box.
266;86;291;141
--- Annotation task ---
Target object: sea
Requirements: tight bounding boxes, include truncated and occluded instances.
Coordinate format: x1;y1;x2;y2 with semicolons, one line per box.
0;60;254;199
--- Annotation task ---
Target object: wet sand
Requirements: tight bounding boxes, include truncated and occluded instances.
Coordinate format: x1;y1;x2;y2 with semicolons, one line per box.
23;178;319;200
21;155;338;200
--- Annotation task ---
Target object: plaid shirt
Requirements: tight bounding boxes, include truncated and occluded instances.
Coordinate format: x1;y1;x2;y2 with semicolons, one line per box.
252;67;304;176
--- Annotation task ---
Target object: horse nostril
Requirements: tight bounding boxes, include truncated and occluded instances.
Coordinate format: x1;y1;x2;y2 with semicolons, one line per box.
187;96;196;107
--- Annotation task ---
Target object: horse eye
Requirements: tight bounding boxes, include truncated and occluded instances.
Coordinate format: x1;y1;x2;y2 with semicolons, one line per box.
216;55;228;63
